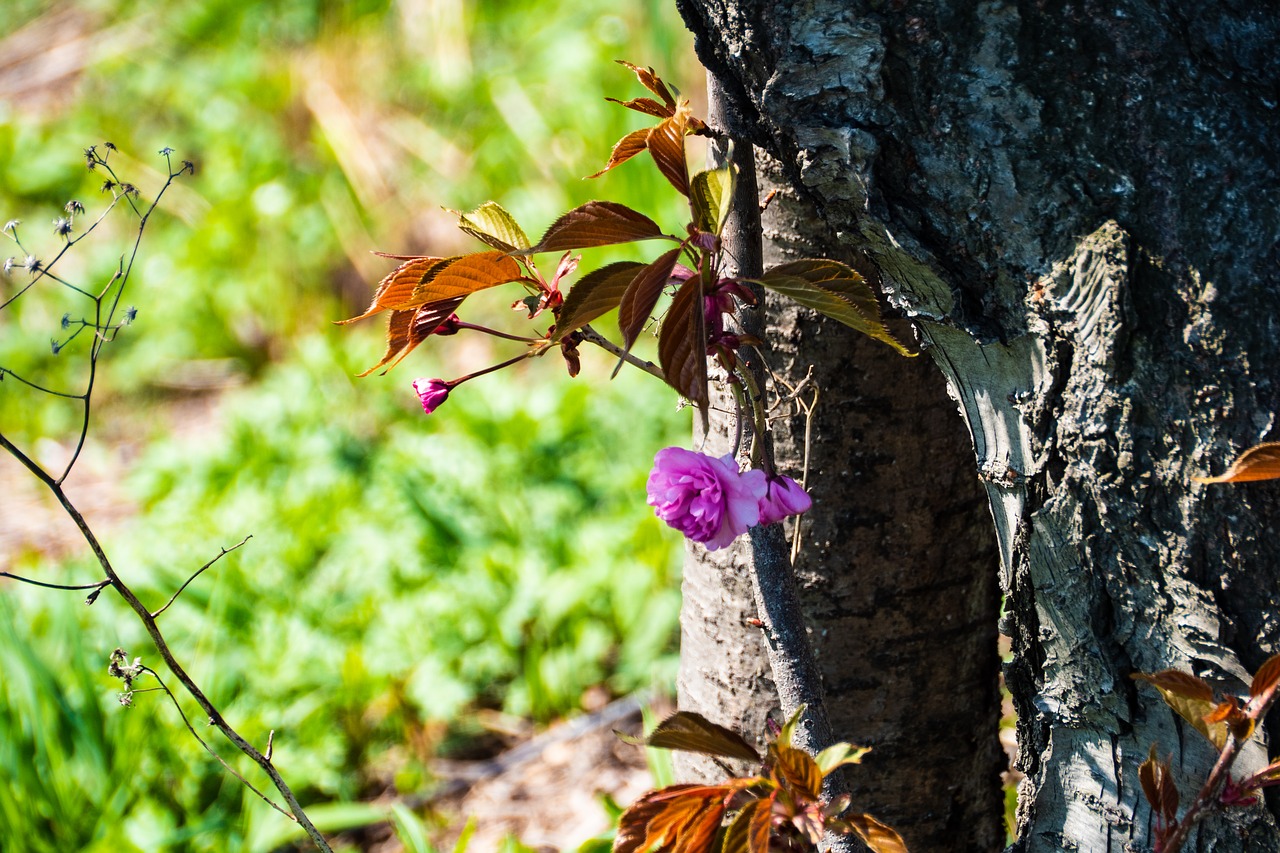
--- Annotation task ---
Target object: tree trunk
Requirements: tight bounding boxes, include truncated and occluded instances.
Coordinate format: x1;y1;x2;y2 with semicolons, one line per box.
677;0;1280;850
673;75;1005;853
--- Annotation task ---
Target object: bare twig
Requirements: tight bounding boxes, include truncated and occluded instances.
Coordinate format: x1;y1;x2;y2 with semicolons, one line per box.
138;666;295;820
151;535;252;618
0;572;110;593
0;152;333;852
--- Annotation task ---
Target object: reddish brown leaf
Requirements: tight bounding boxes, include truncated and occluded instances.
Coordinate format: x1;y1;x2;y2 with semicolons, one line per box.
616;60;677;110
528;201;666;254
1193;442;1280;484
773;746;823;801
409;251;522;304
618;247;682;351
1132;670;1214;702
1133;670;1224;748
553;261;646;340
648;112;690;196
720;797;772;853
335;256;449;324
845;813;909;853
642;711;762;763
605;96;672;118
589;128;652;179
1139;744;1180;822
614;785;732;853
355;309;414;377
1251;653;1280;700
657;275;709;413
354;297;465;377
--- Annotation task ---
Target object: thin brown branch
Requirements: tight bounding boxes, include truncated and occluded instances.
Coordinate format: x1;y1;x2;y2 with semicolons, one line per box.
138;666;295;821
0;572;110;593
578;324;667;381
151;535;252;618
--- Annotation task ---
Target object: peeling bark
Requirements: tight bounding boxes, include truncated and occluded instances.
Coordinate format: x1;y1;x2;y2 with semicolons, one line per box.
677;0;1280;850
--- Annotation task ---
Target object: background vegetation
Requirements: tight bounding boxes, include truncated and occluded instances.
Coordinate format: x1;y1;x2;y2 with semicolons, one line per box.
0;1;698;849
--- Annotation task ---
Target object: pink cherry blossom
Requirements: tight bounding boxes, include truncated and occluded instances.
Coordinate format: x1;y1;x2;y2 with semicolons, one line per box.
646;448;767;551
757;475;812;526
412;378;451;414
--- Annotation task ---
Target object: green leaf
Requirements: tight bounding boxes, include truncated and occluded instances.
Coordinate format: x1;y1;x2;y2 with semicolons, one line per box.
453;201;531;252
390;802;434;853
776;705;804;749
813;742;870;775
618;247;682;352
554;261;646;340
527;201;666;254
657;275;709;413
750;260;915;356
690;165;735;235
720;797;772;853
641;711;761;763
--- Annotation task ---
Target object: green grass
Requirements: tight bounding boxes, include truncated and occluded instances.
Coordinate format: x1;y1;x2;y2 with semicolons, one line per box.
0;0;698;848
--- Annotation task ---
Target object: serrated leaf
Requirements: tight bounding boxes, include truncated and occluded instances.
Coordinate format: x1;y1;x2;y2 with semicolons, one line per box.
657;276;709;413
813;742;870;775
409;251;522;304
1139;744;1179;821
589;128;652;179
643;711;761;763
690;165;735;236
619;247;683;351
335;256;448;324
356;309;414;377
720;797;772;853
605;96;672;119
773;746;823;801
527;201;667;254
750;260;915;356
845;814;909;853
453;201;531;252
554;261;646;340
1194;442;1280;484
614;785;732;853
1251;653;1280;700
1132;670;1214;702
355;297;464;377
648;112;690;196
1133;670;1225;748
616;60;677;110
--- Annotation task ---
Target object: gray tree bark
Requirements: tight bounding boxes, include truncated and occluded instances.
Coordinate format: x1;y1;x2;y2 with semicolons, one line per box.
673;71;1005;853
675;1;1280;851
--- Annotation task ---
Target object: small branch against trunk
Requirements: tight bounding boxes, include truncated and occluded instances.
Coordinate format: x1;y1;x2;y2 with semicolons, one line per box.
708;70;858;853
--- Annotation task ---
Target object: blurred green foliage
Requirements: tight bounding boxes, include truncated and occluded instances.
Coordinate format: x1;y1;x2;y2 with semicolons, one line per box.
0;0;697;849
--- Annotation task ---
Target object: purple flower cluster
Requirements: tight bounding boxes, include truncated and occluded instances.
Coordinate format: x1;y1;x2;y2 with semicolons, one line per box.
645;447;812;551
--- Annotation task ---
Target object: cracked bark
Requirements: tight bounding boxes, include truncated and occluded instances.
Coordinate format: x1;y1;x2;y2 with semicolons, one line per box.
676;0;1280;850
